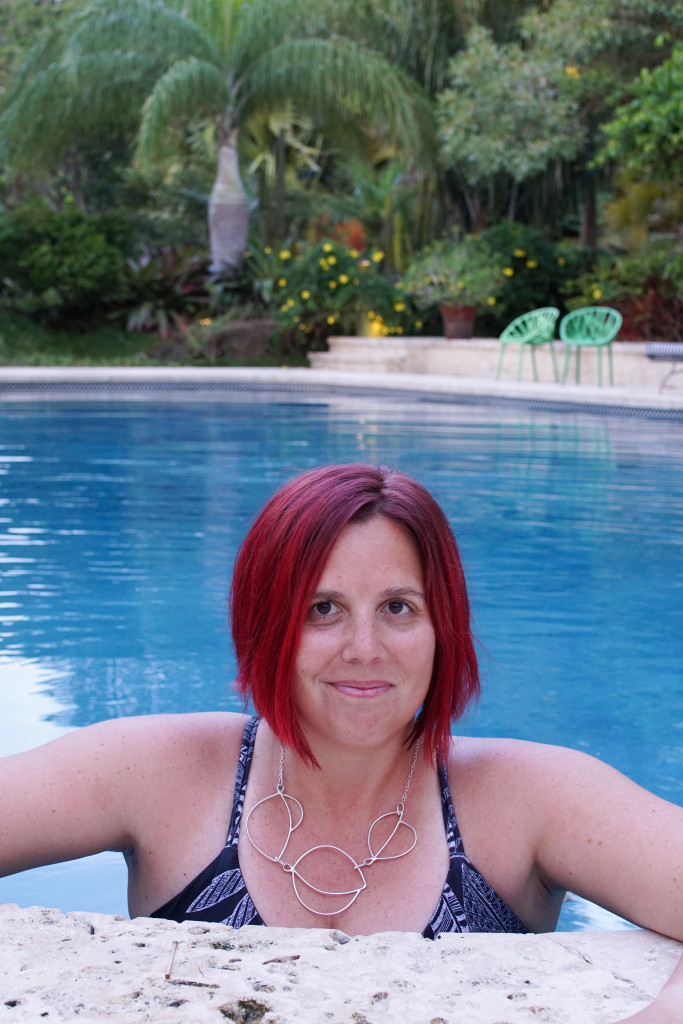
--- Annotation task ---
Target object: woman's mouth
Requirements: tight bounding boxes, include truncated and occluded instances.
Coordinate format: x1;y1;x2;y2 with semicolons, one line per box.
329;680;392;698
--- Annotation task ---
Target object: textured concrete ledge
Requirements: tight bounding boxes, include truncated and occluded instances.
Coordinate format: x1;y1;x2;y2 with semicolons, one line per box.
1;904;680;1023
0;365;682;415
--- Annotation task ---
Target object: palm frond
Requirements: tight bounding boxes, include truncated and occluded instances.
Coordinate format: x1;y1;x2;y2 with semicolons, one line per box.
0;50;163;169
136;57;231;167
238;37;436;163
63;0;223;69
230;0;349;76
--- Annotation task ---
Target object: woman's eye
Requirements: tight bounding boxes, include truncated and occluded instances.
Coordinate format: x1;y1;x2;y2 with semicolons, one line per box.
386;599;410;615
309;600;338;618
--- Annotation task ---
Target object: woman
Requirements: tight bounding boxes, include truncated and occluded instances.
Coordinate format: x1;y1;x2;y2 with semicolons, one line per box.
1;464;682;1020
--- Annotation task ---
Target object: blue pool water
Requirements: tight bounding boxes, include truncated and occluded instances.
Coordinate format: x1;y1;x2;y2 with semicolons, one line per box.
1;392;682;931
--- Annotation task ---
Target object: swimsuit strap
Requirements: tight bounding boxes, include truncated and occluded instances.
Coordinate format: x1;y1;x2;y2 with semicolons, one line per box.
225;715;260;847
437;760;460;858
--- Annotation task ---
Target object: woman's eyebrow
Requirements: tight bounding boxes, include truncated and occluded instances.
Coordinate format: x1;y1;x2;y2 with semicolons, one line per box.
310;586;426;600
381;586;426;599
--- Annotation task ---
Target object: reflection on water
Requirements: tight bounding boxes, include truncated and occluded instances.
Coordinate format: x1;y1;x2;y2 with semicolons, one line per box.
1;395;682;927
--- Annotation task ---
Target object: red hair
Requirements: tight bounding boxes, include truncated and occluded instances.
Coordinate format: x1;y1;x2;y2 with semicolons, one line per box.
230;464;479;766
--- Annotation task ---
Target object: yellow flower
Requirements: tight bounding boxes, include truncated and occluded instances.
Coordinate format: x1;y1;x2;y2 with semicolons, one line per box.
564;65;580;78
293;315;300;322
526;259;538;268
277;277;287;287
199;318;212;326
338;273;349;284
264;246;272;254
319;258;328;270
514;248;526;258
327;255;337;265
326;315;336;324
278;249;291;260
502;267;514;277
329;280;337;289
367;311;376;320
557;256;566;266
301;290;311;300
456;280;464;288
322;242;333;253
593;288;603;299
415;320;423;328
487;296;497;305
394;302;406;312
371;250;384;262
349;248;360;258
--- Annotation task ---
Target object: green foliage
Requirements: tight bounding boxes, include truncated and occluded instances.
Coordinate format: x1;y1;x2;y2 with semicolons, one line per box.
116;245;211;337
596;43;683;182
437;27;581;185
0;200;130;325
562;239;683;338
400;233;504;312
0;308;158;365
272;240;418;346
473;222;582;325
0;0;435;175
0;0;81;88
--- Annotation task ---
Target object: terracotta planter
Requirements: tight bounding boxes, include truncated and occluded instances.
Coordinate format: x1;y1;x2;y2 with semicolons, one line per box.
439;303;477;339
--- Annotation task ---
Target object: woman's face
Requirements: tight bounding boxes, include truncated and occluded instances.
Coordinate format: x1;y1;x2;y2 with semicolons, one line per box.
293;516;436;751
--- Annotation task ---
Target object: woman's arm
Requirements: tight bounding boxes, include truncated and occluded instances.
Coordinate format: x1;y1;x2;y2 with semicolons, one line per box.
0;717;141;875
530;745;683;943
0;712;243;908
528;744;683;1023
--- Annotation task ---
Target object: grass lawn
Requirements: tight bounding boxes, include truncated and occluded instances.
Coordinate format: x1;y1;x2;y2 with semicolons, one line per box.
0;311;309;367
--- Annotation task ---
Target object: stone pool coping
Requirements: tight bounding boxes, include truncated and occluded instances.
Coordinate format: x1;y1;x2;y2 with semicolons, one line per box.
1;904;680;1023
1;365;683;417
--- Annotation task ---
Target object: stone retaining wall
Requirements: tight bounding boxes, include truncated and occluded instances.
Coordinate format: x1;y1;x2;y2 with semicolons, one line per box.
309;337;677;391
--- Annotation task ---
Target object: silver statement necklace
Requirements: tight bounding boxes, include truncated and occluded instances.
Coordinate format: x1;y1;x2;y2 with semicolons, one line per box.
244;740;420;916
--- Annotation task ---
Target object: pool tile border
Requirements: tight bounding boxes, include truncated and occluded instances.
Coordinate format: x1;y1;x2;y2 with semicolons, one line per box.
1;366;683;419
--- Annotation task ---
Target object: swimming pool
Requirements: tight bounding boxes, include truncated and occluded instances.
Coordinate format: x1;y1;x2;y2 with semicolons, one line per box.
1;392;682;930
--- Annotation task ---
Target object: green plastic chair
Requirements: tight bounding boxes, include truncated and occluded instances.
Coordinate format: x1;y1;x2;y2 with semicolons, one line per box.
559;306;622;386
495;307;560;382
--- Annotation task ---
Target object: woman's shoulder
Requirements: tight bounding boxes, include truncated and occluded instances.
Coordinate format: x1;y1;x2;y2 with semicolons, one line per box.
23;711;255;790
87;710;253;769
445;734;614;806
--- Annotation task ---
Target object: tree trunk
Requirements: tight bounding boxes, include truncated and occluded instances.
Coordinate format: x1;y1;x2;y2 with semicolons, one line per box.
209;131;249;272
273;128;287;243
579;174;598;249
507;178;518;221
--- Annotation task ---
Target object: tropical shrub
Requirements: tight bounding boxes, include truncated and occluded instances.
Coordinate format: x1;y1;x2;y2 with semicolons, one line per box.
562;240;683;339
116;246;211;338
473;222;584;328
0;200;130;326
272;240;420;348
401;233;504;312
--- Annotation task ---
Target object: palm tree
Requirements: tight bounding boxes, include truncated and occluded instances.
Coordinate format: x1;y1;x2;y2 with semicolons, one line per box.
0;0;434;269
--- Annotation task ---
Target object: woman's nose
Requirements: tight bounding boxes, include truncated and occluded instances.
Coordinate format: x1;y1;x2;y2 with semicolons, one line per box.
341;614;382;662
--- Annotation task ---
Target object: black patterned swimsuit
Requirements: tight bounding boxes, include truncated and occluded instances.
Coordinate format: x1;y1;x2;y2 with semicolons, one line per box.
151;717;528;937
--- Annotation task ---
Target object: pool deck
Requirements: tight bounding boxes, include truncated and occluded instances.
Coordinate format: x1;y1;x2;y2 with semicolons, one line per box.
1;364;683;415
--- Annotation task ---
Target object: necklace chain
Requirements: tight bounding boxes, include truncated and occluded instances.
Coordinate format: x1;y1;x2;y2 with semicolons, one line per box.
245;739;420;917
